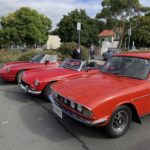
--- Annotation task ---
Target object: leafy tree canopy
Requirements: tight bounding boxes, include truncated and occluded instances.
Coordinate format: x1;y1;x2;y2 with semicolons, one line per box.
131;13;150;48
57;9;104;46
0;7;52;46
96;0;150;48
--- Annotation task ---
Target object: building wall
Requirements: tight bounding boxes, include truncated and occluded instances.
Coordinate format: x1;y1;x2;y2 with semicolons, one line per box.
46;35;61;50
101;41;119;55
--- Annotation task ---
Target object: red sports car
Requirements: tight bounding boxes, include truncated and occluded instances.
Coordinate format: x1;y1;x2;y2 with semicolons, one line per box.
49;52;150;138
19;58;99;99
0;54;59;82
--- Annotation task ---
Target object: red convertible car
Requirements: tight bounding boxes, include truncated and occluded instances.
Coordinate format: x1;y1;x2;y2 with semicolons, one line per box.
19;58;99;99
49;52;150;138
0;53;59;82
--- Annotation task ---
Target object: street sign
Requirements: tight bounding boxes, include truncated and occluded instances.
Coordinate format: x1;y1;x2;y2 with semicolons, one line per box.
77;22;81;31
128;28;131;36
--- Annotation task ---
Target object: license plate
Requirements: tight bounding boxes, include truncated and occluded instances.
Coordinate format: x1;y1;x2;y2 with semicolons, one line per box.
52;104;63;119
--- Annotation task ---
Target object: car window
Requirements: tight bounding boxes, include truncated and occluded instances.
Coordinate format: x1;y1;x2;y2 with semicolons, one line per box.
31;54;46;63
47;55;58;62
60;58;82;71
102;56;150;80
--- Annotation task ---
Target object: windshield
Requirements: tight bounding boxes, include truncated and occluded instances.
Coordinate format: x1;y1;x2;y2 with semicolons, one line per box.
102;56;150;80
31;54;45;63
48;55;58;62
60;58;82;71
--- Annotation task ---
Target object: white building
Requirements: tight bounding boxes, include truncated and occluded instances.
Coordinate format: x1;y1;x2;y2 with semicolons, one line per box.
46;35;61;50
98;29;119;55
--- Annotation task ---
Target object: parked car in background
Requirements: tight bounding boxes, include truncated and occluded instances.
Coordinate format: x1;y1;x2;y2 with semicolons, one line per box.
49;52;150;138
19;58;99;99
102;48;121;60
0;54;59;82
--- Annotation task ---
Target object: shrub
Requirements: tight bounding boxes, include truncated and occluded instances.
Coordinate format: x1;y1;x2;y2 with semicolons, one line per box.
56;42;89;61
0;50;21;63
17;50;38;61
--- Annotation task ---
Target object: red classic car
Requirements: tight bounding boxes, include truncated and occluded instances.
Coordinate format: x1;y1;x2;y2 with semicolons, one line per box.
19;58;99;99
49;52;150;138
0;53;59;82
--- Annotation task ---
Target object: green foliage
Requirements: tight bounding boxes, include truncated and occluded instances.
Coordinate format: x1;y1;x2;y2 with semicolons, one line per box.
0;7;52;47
57;9;104;46
56;42;89;61
57;42;77;56
0;50;21;63
96;0;150;48
17;50;38;61
131;14;150;47
81;46;89;61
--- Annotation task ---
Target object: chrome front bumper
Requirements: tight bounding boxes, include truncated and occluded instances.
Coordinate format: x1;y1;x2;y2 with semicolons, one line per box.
49;95;108;126
19;83;42;95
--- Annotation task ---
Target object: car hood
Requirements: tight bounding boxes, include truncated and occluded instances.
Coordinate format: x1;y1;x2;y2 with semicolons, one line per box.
4;60;58;71
5;61;30;66
52;73;146;108
22;67;83;83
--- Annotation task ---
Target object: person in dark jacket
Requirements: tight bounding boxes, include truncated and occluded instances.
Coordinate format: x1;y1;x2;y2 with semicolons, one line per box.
72;45;82;60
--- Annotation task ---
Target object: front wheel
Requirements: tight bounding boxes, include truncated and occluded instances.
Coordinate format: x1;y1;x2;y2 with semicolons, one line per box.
16;70;24;83
105;105;132;138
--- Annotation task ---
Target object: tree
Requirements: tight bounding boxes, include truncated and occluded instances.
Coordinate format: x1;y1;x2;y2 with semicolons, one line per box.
96;0;150;48
0;7;52;47
131;13;150;48
57;9;104;46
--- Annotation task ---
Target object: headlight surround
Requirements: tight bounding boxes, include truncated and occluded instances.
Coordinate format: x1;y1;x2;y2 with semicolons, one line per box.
54;91;58;98
82;107;93;117
70;101;76;109
77;104;82;112
6;67;10;73
34;79;39;86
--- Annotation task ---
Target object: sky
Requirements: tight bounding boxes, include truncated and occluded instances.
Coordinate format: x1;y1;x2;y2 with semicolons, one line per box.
0;0;149;30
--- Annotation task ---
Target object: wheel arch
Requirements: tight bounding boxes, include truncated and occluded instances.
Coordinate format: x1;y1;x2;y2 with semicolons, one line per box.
15;70;26;82
43;80;58;93
120;103;141;124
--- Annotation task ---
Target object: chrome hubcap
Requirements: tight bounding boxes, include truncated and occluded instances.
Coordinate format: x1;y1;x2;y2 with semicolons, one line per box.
112;111;128;132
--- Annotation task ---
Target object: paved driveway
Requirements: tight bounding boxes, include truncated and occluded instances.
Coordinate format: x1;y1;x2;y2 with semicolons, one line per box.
0;80;150;150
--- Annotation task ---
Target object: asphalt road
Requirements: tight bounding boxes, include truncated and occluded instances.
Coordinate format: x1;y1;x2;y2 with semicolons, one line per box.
0;79;150;150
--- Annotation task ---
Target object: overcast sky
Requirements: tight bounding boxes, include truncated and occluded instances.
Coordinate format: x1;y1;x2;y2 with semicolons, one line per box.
0;0;149;30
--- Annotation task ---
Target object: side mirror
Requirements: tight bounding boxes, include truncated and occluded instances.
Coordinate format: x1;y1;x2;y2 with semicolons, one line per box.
45;60;49;65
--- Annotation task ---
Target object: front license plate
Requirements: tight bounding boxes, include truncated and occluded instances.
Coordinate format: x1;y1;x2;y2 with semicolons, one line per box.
52;104;63;119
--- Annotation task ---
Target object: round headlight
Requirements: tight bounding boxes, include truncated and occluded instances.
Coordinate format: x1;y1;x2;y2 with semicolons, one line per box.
70;101;75;109
34;79;39;86
6;67;10;72
77;104;82;112
83;107;92;117
64;98;68;104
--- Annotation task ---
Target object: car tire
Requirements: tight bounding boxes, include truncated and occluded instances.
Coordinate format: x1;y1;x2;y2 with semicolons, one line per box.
105;105;132;138
43;82;54;101
16;70;24;83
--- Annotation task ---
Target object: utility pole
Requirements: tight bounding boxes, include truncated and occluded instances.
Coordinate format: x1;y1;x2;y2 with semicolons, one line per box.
128;28;131;50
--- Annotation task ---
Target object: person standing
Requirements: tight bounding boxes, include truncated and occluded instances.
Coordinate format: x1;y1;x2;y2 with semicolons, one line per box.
89;44;95;59
72;45;82;60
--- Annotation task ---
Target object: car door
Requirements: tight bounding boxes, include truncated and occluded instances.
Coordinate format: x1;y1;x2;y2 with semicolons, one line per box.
147;74;150;114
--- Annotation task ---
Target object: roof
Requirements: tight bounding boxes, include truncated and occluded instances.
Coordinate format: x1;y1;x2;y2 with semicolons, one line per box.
99;30;115;37
114;52;150;59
